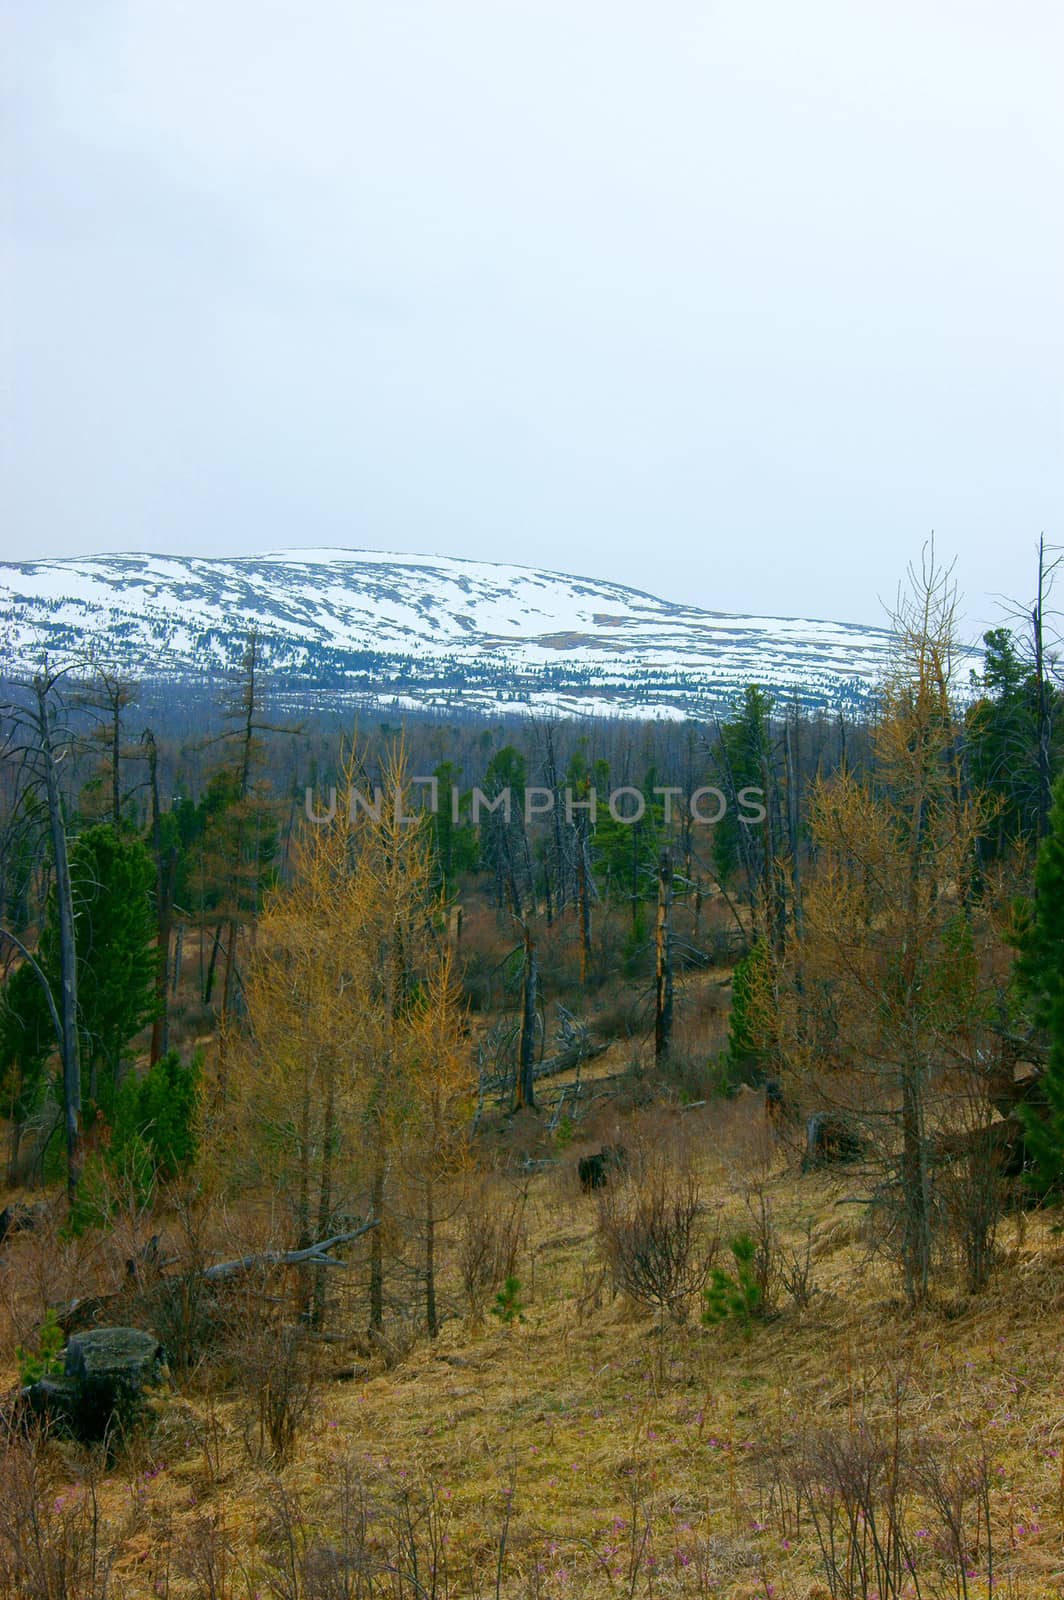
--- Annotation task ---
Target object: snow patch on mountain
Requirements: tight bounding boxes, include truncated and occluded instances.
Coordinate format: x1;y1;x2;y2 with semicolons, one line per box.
0;546;904;718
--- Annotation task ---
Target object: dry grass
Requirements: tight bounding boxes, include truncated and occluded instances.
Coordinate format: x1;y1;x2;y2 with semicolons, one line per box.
2;1096;1063;1597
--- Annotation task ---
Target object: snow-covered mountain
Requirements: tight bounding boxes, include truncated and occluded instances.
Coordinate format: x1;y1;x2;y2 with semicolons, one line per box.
0;547;897;719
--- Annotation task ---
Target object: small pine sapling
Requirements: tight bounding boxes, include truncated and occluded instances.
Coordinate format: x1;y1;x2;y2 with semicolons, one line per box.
16;1306;65;1384
490;1275;526;1326
702;1233;762;1330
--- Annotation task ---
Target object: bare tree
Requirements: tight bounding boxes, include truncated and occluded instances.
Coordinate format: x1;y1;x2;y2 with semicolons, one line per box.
513;918;539;1111
654;849;674;1061
1;664;82;1197
142;728;177;1064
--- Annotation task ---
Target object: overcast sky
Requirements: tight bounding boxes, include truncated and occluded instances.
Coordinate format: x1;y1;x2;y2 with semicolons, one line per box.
2;1;1061;630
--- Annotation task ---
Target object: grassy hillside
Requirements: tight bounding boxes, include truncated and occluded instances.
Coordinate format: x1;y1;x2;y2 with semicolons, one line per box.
2;1089;1061;1598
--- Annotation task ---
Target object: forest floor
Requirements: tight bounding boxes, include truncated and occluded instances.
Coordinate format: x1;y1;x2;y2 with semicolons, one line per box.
3;1091;1063;1598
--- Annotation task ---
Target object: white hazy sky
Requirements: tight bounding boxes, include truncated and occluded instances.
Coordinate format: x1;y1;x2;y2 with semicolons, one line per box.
2;1;1061;630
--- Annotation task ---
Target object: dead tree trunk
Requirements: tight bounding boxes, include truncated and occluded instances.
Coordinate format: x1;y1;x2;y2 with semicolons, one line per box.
1033;533;1055;841
425;1173;438;1338
368;1161;385;1331
201;1223;379;1280
543;724;568;917
203;923;223;1003
784;716;803;941
514;922;539;1111
575;829;592;984
220;917;238;1023
654;850;674;1062
311;1076;337;1329
171;924;183;996
144;730;176;1065
35;677;81;1200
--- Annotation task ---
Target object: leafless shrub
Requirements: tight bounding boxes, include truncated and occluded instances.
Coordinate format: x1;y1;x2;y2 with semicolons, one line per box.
937;1120;1007;1294
458;1182;526;1318
0;1428;114;1600
230;1310;316;1466
776;1217;817;1310
351;1303;421;1372
173;1508;253;1600
596;1168;708;1323
766;1415;996;1600
261;1456;467;1599
0;1205;107;1360
739;1180;778;1314
910;1433;996;1598
575;1259;610;1322
649;1044;720;1105
588;991;645;1040
141;1189;224;1376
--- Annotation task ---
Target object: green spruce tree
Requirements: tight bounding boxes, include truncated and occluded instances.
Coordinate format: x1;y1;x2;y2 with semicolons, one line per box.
1017;774;1064;1186
41;825;156;1116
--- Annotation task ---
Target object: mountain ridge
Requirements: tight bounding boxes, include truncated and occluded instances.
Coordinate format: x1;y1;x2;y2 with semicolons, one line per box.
0;546;906;719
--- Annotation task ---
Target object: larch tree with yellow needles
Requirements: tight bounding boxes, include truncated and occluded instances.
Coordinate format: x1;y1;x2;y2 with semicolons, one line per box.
214;741;472;1332
394;953;473;1337
771;551;996;1304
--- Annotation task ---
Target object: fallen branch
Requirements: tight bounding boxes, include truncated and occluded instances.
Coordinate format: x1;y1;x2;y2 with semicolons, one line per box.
927;1116;1030;1174
483;1039;610;1096
202;1222;380;1280
534;1039;610;1081
56;1222;380;1332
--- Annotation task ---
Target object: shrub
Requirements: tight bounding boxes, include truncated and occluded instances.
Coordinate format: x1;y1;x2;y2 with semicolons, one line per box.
15;1307;65;1385
652;1047;719;1104
458;1186;526;1318
938;1122;1007;1293
726;940;773;1084
777;1216;818;1310
553;1113;576;1150
702;1232;762;1329
0;1431;115;1600
66;1051;201;1237
111;1048;200;1179
66;1132;158;1237
490;1276;525;1326
767;1416;996;1600
597;1169;705;1322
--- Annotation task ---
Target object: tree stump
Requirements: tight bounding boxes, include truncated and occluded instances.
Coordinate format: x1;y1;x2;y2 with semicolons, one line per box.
23;1326;168;1442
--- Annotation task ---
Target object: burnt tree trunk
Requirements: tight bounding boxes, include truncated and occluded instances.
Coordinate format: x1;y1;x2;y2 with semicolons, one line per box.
203;924;223;1004
311;1075;337;1330
575;829;592;984
425;1173;438;1338
654;851;674;1062
171;924;183;996
514;923;539;1111
369;1161;385;1331
144;731;176;1065
35;678;81;1200
1033;534;1054;841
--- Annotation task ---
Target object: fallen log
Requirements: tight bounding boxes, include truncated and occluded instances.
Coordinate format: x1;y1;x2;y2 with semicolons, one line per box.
928;1116;1030;1176
482;1037;611;1096
55;1221;380;1333
202;1222;379;1280
533;1039;610;1082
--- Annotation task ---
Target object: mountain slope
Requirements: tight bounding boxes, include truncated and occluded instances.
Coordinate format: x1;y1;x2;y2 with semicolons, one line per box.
0;547;896;718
